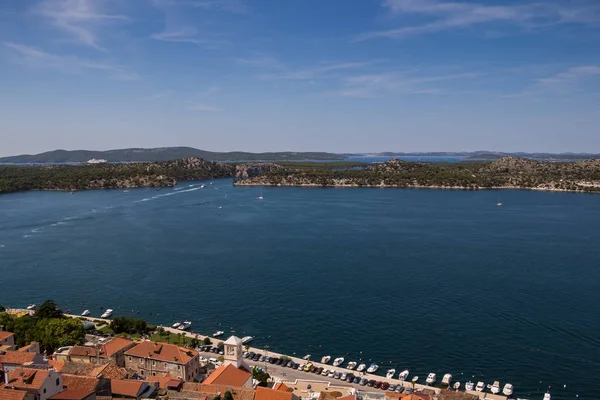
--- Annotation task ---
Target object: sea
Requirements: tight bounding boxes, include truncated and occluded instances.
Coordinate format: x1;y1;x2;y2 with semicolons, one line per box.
1;180;599;400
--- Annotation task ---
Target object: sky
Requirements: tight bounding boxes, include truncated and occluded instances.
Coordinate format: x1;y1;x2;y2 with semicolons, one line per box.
1;0;599;156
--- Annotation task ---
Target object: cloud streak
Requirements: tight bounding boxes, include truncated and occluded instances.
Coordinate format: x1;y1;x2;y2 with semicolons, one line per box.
150;28;227;48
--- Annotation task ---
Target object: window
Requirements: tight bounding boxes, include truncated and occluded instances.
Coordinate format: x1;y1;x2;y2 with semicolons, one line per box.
129;356;132;362
153;372;156;376
165;363;168;368
152;360;155;366
43;388;47;394
141;370;145;376
56;378;60;386
178;365;181;370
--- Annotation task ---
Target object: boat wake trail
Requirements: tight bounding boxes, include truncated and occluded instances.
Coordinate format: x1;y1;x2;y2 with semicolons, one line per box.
133;185;203;203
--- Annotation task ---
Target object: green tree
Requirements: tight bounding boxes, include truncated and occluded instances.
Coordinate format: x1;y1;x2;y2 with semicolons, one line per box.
190;338;199;348
203;337;212;345
224;391;234;400
36;318;85;353
214;395;221;400
0;312;15;332
252;367;270;387
217;342;224;350
13;315;37;348
0;304;5;312
36;300;63;319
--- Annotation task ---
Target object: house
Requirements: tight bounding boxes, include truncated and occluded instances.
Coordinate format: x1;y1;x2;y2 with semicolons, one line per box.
63;347;100;365
178;383;256;400
98;338;134;368
0;330;16;351
146;374;183;390
48;389;96;400
124;341;200;381
203;364;252;388
0;387;36;400
255;386;299;400
110;379;156;399
0;351;46;373
4;367;63;400
18;343;41;354
52;338;133;368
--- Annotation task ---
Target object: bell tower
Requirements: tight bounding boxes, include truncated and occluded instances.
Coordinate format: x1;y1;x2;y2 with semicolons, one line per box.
223;336;244;368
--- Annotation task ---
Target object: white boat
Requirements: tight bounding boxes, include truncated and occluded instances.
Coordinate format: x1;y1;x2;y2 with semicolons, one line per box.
491;381;500;394
81;310;90;316
213;331;224;337
453;382;461;390
465;381;475;391
442;373;452;385
27;304;36;310
241;336;253;344
179;321;192;330
201;184;206;188
356;364;367;372
321;356;331;364
100;309;113;318
503;383;514;396
544;392;551;400
303;354;311;360
333;357;345;367
367;363;379;373
412;376;419;383
172;322;181;329
386;369;396;379
399;370;409;381
476;382;485;392
346;361;357;370
258;189;263;200
426;373;436;385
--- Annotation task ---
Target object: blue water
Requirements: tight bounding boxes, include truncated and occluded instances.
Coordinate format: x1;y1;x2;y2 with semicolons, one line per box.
345;156;464;163
1;181;599;400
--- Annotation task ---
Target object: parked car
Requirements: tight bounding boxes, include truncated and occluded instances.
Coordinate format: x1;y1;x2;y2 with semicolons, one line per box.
388;384;397;391
321;369;329;376
316;367;324;374
367;380;376;387
199;356;208;363
298;364;305;370
328;370;335;378
252;354;260;361
359;379;368;386
346;374;354;383
246;352;255;359
260;356;266;362
395;386;405;393
375;381;383;389
353;377;361;384
381;382;390;390
405;387;413;394
340;372;348;380
219;350;224;355
270;358;279;364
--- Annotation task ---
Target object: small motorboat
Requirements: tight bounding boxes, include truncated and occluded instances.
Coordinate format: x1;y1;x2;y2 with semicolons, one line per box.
179;321;192;330
491;381;500;394
357;364;367;372
201;184;206;188
367;363;379;373
213;331;224;337
321;355;331;364
465;381;475;391
487;384;492;391
346;361;357;370
303;354;311;360
333;357;345;367
27;304;36;310
386;369;396;379
412;376;419;383
453;382;461;390
544;392;551;400
503;383;514;396
476;382;485;392
241;336;253;344
442;373;452;385
172;322;181;329
81;310;90;317
426;373;436;385
100;309;113;318
398;370;409;381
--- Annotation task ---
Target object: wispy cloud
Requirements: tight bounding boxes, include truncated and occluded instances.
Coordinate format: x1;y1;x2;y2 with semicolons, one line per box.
510;65;600;97
186;101;223;112
35;0;128;50
355;0;600;41
150;28;226;48
152;0;248;14
4;42;139;80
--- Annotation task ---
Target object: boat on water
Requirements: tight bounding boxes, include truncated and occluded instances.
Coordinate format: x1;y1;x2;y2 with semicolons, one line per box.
476;382;485;392
303;354;311;360
398;370;409;381
503;383;514;396
213;331;224;337
81;310;90;317
179;321;192;330
333;357;345;367
27;304;36;310
367;363;379;373
321;356;331;364
453;382;461;390
258;189;263;200
172;322;181;329
356;364;367;372
465;381;475;391
426;373;436;385
386;369;396;379
412;376;419;383
442;373;452;385
241;336;253;344
491;381;500;394
346;361;357;370
100;309;113;318
543;392;551;400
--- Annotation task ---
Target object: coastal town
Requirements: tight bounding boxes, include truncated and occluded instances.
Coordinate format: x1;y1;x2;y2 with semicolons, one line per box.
0;303;540;400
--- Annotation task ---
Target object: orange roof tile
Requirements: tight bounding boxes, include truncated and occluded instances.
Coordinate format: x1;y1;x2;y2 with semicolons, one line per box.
337;395;356;400
6;367;49;390
401;395;429;400
181;383;255;400
203;364;251;387
48;388;95;400
69;346;99;357
0;331;15;341
273;383;290;392
110;379;145;398
255;386;294;400
90;363;127;380
49;360;65;372
147;374;183;390
0;388;28;400
124;341;197;364
17;343;35;352
0;351;37;365
99;337;134;357
385;393;407;400
62;375;99;393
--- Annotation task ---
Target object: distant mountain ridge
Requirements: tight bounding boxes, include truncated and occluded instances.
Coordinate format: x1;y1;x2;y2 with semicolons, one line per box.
0;147;345;163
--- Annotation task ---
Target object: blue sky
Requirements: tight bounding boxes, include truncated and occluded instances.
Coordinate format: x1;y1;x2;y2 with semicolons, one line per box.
1;0;599;156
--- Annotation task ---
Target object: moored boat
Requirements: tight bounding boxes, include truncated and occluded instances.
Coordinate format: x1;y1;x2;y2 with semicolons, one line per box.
321;355;331;364
543;392;551;400
399;370;409;381
179;321;192;330
27;304;36;310
386;369;396;379
503;383;514;396
101;309;113;318
172;322;181;329
476;382;485;392
357;364;367;372
412;376;419;383
346;361;357;370
81;310;90;316
465;381;475;391
442;373;452;385
453;382;461;390
213;330;224;337
333;357;345;367
491;381;500;394
426;373;436;385
241;336;254;344
367;363;379;373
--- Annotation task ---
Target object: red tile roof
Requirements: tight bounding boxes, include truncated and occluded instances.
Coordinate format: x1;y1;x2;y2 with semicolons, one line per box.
0;388;28;400
0;331;15;341
147;374;183;390
6;367;50;390
124;341;197;364
203;364;251;387
0;351;37;365
69;346;98;357
49;360;65;372
90;363;127;380
337;395;357;400
62;375;99;393
17;342;36;352
110;379;145;398
181;383;255;400
255;387;294;400
99;337;134;357
273;383;290;392
48;388;95;400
